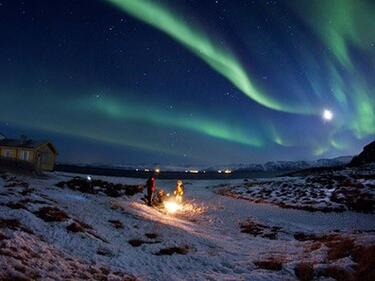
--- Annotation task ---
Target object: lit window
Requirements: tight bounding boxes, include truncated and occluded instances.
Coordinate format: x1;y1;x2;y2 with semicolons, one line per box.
2;149;13;158
19;150;30;161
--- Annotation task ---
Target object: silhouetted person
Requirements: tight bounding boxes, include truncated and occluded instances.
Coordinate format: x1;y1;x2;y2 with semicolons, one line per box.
146;176;156;206
155;188;167;206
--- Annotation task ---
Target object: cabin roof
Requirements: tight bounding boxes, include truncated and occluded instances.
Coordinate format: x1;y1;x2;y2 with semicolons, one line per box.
0;138;57;154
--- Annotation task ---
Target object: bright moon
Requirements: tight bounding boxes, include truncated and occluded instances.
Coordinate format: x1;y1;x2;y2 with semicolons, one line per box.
322;109;333;121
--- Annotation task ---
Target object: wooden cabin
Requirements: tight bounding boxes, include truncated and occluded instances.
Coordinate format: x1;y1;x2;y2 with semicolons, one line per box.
0;137;58;172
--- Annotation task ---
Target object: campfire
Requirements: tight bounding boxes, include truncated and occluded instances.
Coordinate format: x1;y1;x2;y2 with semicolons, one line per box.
149;180;204;216
164;199;183;214
158;192;205;217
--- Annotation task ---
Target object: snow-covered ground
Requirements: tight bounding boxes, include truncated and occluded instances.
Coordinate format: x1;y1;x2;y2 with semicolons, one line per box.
218;165;375;213
0;171;374;280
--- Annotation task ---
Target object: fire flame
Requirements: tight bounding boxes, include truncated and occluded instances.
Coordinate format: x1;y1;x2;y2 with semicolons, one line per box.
164;200;183;214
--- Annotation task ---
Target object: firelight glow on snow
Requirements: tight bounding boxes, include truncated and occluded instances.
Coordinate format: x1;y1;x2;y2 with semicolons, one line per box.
0;0;374;164
164;200;183;214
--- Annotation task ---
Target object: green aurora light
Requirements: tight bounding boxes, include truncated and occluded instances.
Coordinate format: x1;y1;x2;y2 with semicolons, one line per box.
106;0;310;114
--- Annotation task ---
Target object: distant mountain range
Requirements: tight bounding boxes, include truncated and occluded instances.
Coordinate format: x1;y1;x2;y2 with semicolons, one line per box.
60;156;353;173
206;156;353;172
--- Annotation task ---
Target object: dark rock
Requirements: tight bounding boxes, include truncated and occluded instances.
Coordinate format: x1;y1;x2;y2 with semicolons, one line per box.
56;177;143;198
349;140;375;166
105;185;121;197
124;185;144;196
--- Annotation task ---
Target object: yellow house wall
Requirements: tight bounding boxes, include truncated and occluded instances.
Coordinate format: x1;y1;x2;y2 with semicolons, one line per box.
36;144;56;171
0;143;56;172
16;148;35;162
0;146;17;159
0;147;36;162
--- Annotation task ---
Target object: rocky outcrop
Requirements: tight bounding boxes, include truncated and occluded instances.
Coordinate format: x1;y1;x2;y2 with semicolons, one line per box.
56;177;143;197
349;140;375;166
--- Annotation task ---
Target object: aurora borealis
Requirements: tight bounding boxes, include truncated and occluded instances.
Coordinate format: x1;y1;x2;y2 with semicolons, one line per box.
0;0;374;165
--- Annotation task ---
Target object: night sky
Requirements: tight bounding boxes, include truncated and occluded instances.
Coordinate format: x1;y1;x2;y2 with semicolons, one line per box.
0;0;374;165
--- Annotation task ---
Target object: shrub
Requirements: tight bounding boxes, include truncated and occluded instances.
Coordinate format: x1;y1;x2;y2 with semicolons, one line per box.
155;246;189;256
34;207;69;222
254;259;283;271
294;262;314;281
318;266;353;281
326;238;355;261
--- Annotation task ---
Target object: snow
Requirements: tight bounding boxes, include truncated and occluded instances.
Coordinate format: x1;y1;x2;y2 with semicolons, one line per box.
0;171;374;280
219;167;375;213
0;230;131;280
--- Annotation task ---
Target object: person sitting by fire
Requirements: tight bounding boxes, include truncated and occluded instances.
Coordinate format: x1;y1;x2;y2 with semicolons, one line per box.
155;188;167;206
145;176;156;206
174;179;184;203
